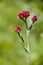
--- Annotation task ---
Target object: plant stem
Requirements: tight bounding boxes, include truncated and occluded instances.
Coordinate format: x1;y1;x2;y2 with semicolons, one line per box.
18;32;29;53
25;21;28;30
22;18;28;30
22;18;30;65
18;32;24;43
26;30;30;65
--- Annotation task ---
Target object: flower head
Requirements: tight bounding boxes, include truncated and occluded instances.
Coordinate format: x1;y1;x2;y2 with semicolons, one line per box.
18;11;30;19
18;13;24;19
32;16;37;23
15;26;21;32
23;11;30;17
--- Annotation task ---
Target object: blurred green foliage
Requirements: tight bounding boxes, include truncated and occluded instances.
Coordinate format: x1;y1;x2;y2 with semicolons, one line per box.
0;0;43;65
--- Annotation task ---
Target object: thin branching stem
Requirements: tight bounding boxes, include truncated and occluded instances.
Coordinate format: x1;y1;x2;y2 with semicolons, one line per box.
18;32;29;54
18;32;24;43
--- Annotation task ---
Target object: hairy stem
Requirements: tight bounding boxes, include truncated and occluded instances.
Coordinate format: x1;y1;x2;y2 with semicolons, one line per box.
18;32;29;54
18;32;24;43
22;18;28;30
26;30;30;65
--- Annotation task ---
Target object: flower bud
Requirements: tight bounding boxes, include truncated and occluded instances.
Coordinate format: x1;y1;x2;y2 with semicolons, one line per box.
18;13;24;19
32;16;37;23
15;26;21;32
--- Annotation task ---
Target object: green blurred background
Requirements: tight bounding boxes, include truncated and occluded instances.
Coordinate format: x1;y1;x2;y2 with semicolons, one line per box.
0;0;43;65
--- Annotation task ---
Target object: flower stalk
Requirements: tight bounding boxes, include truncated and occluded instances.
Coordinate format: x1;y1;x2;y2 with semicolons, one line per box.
18;32;29;54
26;30;30;65
18;32;24;43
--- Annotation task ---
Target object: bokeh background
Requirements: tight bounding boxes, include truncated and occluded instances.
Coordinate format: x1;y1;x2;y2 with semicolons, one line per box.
0;0;43;65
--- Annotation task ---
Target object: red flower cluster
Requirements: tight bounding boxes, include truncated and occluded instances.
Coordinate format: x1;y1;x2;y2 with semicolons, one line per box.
15;11;37;33
18;11;30;19
23;11;30;17
15;26;21;32
32;16;37;23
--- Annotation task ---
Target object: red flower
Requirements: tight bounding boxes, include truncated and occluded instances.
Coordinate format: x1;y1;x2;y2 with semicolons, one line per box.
23;11;30;17
15;26;21;32
18;13;24;19
32;16;37;22
18;11;30;19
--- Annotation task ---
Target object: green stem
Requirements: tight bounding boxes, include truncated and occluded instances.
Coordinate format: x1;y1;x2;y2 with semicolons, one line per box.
26;30;30;65
18;32;29;54
22;18;28;30
18;32;24;43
